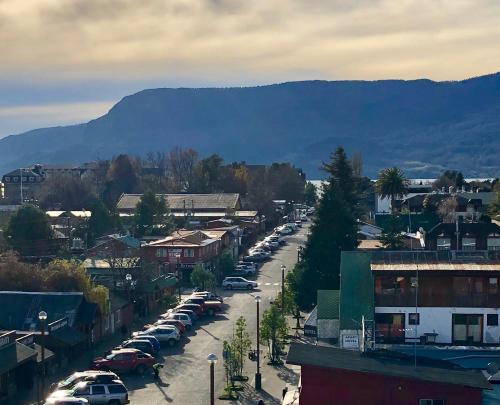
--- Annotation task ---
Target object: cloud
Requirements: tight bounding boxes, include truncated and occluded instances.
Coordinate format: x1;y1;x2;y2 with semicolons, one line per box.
0;0;499;83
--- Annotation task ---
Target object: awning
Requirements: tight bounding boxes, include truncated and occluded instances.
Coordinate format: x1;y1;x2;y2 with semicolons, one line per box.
0;343;37;375
50;326;87;347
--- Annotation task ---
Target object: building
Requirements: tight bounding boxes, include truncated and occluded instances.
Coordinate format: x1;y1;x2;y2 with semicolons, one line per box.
116;193;242;217
0;331;38;401
286;342;490;405
142;230;221;281
1;163;98;204
425;222;500;251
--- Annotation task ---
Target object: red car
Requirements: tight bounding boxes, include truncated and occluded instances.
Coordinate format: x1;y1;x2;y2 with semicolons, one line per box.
175;303;204;317
156;319;186;334
91;348;155;374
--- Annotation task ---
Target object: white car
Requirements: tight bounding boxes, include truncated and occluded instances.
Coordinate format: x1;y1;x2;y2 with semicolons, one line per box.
235;265;256;276
134;326;180;346
249;248;271;257
222;277;258;290
300;214;308;221
44;398;89;405
276;226;293;235
285;223;298;231
237;261;257;271
161;312;193;329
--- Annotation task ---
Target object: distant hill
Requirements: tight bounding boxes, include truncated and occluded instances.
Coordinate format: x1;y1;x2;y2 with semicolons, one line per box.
1;73;500;178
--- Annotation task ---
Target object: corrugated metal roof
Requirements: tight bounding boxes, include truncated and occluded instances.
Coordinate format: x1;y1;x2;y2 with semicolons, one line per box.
317;290;340;319
372;262;500;271
117;193;240;211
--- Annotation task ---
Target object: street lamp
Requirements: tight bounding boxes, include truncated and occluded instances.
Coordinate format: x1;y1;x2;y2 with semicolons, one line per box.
125;273;132;302
255;295;262;390
175;252;182;299
280;265;286;313
207;353;218;405
296;246;302;263
38;311;47;400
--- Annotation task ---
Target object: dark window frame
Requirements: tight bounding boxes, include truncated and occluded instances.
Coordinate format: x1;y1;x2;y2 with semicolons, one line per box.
487;314;499;327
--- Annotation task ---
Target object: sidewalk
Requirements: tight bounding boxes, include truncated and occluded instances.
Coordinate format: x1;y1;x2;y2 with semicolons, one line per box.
228;317;302;405
11;312;161;405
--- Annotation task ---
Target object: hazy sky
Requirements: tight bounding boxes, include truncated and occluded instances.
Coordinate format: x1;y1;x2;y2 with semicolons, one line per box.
1;0;500;138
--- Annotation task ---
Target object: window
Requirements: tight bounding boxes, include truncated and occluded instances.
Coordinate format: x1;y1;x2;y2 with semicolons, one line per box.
156;248;167;258
488;235;500;251
489;278;498;295
437;237;451;250
462;236;476;251
409;313;420;325
13;177;18;182
487;314;499;327
420;401;445;405
184;248;195;257
74;386;91;395
91;385;106;395
4;177;9;182
108;385;127;394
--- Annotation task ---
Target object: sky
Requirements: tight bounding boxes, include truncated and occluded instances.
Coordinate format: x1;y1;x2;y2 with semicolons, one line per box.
1;0;500;138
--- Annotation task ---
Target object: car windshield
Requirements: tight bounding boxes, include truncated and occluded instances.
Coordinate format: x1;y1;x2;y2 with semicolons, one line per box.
60;374;79;386
105;353;115;360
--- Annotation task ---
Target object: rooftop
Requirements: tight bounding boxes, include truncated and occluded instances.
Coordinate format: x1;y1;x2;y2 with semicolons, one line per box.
117;193;240;211
287;343;490;390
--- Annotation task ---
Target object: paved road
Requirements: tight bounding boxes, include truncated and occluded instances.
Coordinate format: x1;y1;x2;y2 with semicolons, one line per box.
124;225;309;404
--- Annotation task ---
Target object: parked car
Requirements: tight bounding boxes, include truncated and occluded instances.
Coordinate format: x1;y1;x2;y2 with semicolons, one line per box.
235;264;256;276
237;261;257;270
192;291;224;303
117;339;155;355
160;312;193;329
183;297;223;316
300;214;308;221
294;220;303;227
155;318;186;334
60;381;129;404
91;349;155;374
125;335;160;352
175;303;204;317
243;252;269;262
222;277;258;290
250;247;272;256
169;308;198;321
285;223;298;231
275;226;293;235
44;397;89;405
269;234;286;245
52;371;119;391
134;326;180;347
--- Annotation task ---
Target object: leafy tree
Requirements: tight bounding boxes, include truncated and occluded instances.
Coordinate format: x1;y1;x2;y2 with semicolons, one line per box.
438;196;458;223
134;190;174;237
6;205;54;256
103;154;140;206
266;163;305;202
37;175;97;210
222;340;239;388
433;170;465;190
233;316;252;377
380;214;405;250
375;167;409;212
217;251;235;280
191;154;224;193
489;182;500;218
303;182;317;206
86;200;121;244
260;304;288;364
190;264;216;290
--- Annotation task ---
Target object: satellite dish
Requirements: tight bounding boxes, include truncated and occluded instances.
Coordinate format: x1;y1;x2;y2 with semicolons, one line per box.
486;362;499;376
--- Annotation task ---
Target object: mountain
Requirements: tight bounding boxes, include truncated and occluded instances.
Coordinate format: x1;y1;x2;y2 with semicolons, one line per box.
1;73;500;178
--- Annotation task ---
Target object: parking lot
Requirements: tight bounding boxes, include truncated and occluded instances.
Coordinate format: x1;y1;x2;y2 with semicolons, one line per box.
41;219;309;405
123;224;309;404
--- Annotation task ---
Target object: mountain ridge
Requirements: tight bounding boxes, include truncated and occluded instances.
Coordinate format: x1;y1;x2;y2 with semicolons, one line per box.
1;73;500;178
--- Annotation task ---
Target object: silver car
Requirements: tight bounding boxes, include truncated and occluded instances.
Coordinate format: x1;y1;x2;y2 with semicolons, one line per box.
71;381;129;404
222;277;258;290
44;398;88;405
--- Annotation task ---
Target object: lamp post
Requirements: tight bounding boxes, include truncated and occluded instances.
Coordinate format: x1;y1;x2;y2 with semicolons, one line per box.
207;353;218;405
125;273;132;302
175;252;182;299
255;295;262;390
296;246;302;263
38;310;47;400
281;265;286;313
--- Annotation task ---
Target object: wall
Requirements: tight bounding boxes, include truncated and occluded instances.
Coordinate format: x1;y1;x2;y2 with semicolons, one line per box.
376;306;500;344
300;365;483;405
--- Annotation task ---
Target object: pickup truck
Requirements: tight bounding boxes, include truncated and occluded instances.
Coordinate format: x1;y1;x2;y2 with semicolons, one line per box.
192;291;224;303
183;297;223;316
91;348;155;374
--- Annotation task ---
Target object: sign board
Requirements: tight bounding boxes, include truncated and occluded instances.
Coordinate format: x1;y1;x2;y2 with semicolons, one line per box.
48;317;68;333
342;334;360;349
0;331;15;349
17;333;35;347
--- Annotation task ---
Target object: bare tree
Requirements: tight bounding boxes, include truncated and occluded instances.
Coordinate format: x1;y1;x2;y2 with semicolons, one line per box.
167;147;199;192
438;196;458;223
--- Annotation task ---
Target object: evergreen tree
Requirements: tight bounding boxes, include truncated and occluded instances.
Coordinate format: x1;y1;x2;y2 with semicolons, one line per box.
303;182;317;206
134;190;174;237
290;147;359;310
379;214;405;250
86;200;121;244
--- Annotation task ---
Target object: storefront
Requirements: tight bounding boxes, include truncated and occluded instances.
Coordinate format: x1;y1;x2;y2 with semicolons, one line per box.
0;331;37;400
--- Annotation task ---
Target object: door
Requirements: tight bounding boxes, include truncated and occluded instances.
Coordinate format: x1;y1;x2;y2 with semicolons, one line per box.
452;314;483;344
90;385;107;404
375;313;406;343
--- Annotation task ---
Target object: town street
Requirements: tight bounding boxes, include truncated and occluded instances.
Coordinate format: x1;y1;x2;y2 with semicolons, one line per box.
123;225;308;404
